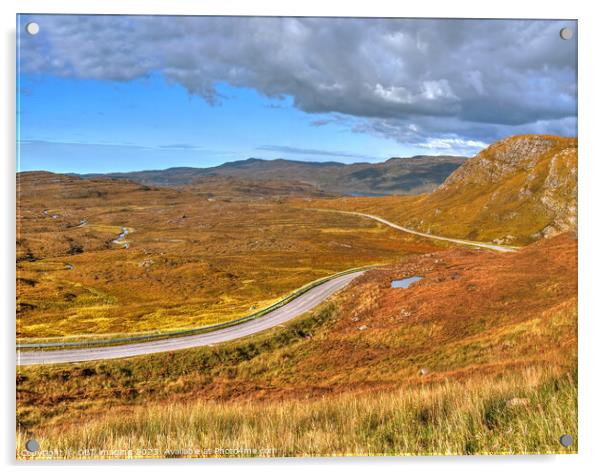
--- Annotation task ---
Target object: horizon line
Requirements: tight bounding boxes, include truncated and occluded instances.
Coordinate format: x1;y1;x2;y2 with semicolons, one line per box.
16;153;472;176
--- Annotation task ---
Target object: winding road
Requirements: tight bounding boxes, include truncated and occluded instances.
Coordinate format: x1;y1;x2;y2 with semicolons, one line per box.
317;209;517;253
17;210;516;366
17;270;364;366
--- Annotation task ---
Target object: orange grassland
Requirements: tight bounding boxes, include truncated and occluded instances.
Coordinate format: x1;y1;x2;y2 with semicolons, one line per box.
17;233;577;455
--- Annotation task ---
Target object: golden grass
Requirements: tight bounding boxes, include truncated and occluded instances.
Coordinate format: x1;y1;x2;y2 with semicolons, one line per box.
17;172;444;338
15;236;578;458
15;152;578;458
16;235;577;439
17;367;576;458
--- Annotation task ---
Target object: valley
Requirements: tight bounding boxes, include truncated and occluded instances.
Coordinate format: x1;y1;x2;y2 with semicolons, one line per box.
79;154;466;196
17;172;446;340
16;134;578;456
15;14;579;460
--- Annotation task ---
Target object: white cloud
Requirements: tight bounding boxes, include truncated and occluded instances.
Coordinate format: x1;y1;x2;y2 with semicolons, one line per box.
374;84;413;104
417;137;488;153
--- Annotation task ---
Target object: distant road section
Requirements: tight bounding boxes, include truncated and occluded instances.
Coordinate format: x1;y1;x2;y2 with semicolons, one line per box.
17;271;364;366
319;210;517;253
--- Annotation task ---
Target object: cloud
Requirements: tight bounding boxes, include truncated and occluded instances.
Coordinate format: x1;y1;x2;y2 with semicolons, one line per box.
19;139;233;154
416;138;488;155
256;145;376;161
309;119;331;127
19;139;151;149
351;114;577;155
17;139;238;173
19;16;577;153
158;143;202;150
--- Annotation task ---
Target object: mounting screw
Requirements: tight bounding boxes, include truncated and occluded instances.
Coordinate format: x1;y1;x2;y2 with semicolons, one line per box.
25;439;39;452
559;434;573;447
25;22;40;36
559;27;573;40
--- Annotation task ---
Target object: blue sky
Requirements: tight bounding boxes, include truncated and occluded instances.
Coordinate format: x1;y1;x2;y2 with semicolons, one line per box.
17;15;577;174
17;74;406;173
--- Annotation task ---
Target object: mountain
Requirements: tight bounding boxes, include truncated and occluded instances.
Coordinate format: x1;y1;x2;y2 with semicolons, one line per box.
78;155;466;196
320;135;577;245
417;135;577;243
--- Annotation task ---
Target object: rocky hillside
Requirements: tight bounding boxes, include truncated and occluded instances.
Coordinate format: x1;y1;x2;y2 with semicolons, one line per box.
426;135;577;243
317;135;577;245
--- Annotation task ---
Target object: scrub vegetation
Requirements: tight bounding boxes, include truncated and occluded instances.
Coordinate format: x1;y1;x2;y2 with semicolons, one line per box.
17;232;577;457
17;368;576;458
17;172;443;339
16;135;578;457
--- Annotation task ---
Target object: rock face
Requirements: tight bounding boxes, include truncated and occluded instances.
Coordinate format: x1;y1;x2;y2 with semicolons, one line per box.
441;135;560;188
401;135;577;244
538;146;578;236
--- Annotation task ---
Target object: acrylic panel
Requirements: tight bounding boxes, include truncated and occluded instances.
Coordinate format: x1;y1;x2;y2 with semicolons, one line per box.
16;14;578;459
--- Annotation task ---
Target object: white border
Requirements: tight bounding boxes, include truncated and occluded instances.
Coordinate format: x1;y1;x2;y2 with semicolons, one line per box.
2;1;601;473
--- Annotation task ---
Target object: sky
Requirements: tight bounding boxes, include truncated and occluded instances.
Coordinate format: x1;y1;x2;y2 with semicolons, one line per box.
17;15;577;174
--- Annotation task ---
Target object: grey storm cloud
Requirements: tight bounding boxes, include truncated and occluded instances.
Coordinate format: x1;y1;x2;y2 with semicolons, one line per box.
20;15;577;151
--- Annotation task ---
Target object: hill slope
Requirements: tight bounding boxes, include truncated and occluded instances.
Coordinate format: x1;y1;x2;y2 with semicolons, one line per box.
433;135;577;241
78;155;466;196
316;135;577;245
18;233;577;455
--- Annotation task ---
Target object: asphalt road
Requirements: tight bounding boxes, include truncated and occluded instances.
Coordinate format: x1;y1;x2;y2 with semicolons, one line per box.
323;210;517;253
17;270;364;366
16;211;514;366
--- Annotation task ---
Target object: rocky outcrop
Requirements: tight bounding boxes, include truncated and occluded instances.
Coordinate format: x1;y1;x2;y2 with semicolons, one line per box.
539;147;578;233
440;135;559;188
411;135;577;244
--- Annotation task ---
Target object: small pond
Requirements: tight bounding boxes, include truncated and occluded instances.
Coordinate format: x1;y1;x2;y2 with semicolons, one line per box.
391;276;423;289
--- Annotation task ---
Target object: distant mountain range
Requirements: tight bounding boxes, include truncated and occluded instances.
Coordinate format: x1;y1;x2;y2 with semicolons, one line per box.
77;155;466;196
